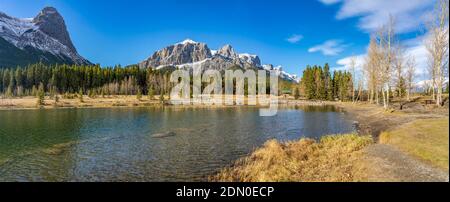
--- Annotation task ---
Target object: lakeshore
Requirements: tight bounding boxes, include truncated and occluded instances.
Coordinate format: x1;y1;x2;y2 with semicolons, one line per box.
0;95;330;110
212;98;449;182
1;95;448;182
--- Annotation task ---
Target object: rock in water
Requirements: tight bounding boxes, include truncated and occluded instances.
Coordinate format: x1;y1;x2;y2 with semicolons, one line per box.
151;131;176;138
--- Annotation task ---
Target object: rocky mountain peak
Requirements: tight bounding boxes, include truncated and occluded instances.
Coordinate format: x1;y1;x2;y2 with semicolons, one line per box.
32;7;76;52
239;53;261;67
139;39;212;68
40;7;59;15
0;7;90;67
139;40;264;69
138;39;298;82
217;44;238;59
176;39;199;45
0;12;12;20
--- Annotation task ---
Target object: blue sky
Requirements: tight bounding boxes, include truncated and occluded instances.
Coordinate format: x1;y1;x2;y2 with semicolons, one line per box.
0;0;435;77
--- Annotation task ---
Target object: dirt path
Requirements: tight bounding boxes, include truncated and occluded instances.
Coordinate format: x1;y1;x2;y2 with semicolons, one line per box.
339;102;449;182
363;144;449;182
341;103;445;139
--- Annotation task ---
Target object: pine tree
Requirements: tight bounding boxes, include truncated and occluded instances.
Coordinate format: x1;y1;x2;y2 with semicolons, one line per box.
293;88;300;100
148;86;155;100
136;89;142;100
37;83;45;106
54;95;59;107
31;85;37;96
396;77;407;98
78;89;84;103
324;63;333;100
6;85;13;98
159;92;165;104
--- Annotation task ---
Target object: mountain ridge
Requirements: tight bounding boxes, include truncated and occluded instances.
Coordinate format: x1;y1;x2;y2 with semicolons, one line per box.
0;7;90;68
139;39;298;82
1;8;298;83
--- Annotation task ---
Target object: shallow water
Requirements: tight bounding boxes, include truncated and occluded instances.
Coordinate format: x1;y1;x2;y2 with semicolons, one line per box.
0;106;354;181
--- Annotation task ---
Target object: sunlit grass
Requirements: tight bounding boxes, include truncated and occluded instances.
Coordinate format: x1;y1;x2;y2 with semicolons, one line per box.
379;118;449;170
211;134;373;182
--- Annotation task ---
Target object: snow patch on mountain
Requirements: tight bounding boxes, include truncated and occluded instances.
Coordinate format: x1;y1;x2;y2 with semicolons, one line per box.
176;39;199;45
0;8;90;65
238;53;258;65
140;39;298;82
0;15;38;46
176;58;211;69
415;78;449;90
262;64;298;82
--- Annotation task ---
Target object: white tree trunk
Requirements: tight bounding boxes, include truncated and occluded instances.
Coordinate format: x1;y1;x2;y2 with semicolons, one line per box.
407;89;410;101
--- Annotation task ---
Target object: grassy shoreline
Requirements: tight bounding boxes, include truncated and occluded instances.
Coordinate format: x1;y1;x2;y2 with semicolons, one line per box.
2;95;448;182
210;134;373;182
210;101;448;182
0;95;333;110
379;118;449;170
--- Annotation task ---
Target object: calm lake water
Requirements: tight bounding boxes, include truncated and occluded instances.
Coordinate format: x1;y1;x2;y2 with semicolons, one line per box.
0;106;354;181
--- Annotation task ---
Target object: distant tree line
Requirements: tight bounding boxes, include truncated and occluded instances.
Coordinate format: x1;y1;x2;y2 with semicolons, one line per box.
299;63;353;101
0;63;291;98
0;63;173;98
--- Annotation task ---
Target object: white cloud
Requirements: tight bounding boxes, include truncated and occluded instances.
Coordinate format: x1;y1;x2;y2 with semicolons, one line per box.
308;40;348;56
405;44;429;77
334;35;431;81
398;33;432;78
319;0;434;33
318;0;342;5
335;54;366;70
286;34;303;44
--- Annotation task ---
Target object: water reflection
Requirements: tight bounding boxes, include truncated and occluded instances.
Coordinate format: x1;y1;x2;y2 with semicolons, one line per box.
0;106;354;181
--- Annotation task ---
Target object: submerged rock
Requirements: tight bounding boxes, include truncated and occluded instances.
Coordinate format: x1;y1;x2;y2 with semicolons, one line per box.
42;147;64;155
151;131;176;138
352;121;362;134
42;141;77;155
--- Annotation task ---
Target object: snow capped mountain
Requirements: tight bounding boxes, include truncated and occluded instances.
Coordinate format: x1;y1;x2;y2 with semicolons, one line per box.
0;13;37;41
176;39;199;45
238;53;261;67
262;64;298;82
415;78;449;91
175;58;211;70
217;44;238;59
139;39;298;82
0;7;90;67
139;39;212;68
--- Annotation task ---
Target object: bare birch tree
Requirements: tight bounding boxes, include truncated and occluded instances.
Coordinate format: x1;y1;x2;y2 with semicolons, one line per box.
427;57;437;100
376;16;396;110
394;44;405;98
349;56;357;103
356;66;365;102
406;56;416;101
365;36;382;104
426;0;449;106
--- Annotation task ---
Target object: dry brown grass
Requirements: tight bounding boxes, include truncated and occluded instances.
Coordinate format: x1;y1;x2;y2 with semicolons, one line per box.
379;118;449;170
210;134;373;182
0;95;163;109
0;95;290;109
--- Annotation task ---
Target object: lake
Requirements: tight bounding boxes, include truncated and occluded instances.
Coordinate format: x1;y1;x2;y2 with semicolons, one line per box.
0;106;354;181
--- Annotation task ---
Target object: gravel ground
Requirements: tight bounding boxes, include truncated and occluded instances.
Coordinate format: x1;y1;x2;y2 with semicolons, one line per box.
363;144;449;182
339;101;449;182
